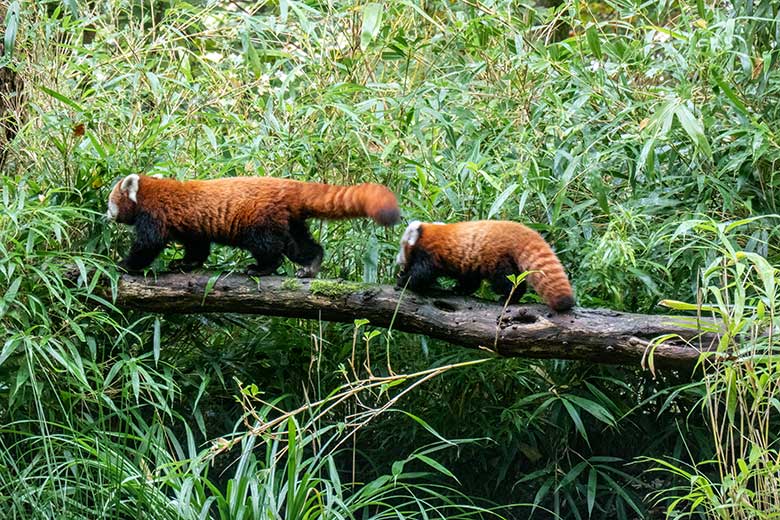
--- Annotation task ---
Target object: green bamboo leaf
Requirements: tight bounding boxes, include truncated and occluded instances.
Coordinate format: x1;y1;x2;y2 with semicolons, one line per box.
56;0;79;17
361;3;384;51
399;411;456;446
0;277;22;318
675;104;712;157
655;98;678;137
413;454;459;482
590;175;610;215
565;395;616;426
487;182;518;219
74;258;88;287
39;86;84;112
671;219;707;239
103;357;125;388
586;25;602;60
726;368;737;424
600;472;644;516
531;478;553;511
713;76;748;117
70;320;86;343
201;273;220;305
145;71;162;99
658;299;721;314
735;251;775;299
10;364;29;407
0;339;19;366
558;461;587;489
3;2;19;59
587;468;597;516
87;131;106;159
202;124;217;151
242;32;262;77
562;398;589;445
131;367;140;402
696;0;706;18
636;138;655;176
153;317;161;365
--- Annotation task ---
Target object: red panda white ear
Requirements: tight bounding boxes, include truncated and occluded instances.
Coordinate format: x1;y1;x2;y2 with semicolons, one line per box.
150;174;164;179
120;174;140;202
396;221;422;265
403;221;422;246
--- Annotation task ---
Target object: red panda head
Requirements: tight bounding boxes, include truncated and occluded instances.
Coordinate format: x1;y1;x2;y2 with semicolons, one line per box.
106;174;141;224
106;173;165;223
396;220;422;267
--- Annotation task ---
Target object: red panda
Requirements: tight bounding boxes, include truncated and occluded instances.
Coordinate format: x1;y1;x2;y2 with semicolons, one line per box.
106;174;400;276
396;220;574;312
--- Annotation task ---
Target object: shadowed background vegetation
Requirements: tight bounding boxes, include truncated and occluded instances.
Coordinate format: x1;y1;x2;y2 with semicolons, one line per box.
1;0;780;518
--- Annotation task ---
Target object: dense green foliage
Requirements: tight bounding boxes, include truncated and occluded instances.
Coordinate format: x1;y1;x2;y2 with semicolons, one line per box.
2;0;780;518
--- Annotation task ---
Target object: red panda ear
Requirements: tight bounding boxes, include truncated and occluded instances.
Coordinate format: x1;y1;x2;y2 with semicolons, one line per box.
120;174;140;202
403;221;422;246
150;174;164;179
396;221;423;265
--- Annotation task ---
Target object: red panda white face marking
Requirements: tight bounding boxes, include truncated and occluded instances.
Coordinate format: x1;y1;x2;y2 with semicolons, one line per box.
106;174;140;221
106;200;119;219
396;220;422;267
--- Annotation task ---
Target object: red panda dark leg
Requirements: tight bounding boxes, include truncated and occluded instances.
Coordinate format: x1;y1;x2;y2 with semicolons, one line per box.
285;220;324;278
242;228;286;275
120;213;166;272
169;241;210;272
489;270;527;304
454;274;481;295
398;249;437;291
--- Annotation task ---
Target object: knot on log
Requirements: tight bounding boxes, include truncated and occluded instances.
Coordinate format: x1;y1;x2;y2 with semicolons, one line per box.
498;307;541;327
433;300;458;312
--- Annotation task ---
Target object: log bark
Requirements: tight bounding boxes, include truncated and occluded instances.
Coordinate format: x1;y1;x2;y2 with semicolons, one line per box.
107;272;720;370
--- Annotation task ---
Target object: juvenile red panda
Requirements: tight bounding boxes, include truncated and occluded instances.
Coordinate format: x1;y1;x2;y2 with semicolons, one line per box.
106;174;400;276
396;220;574;312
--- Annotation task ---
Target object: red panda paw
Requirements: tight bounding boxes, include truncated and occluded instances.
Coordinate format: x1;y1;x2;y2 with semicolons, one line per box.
295;266;320;278
295;258;322;278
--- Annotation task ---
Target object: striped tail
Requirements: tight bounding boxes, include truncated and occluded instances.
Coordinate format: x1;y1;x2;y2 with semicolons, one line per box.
515;232;575;312
297;182;400;226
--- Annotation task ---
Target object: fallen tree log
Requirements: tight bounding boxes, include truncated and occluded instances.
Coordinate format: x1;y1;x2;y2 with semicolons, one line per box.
105;271;720;370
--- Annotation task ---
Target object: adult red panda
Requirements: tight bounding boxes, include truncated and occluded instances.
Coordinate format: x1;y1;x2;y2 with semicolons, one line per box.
396;220;574;312
106;174;400;276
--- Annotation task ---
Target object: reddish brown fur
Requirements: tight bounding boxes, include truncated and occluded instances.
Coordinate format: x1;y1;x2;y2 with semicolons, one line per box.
399;221;574;311
109;175;400;241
